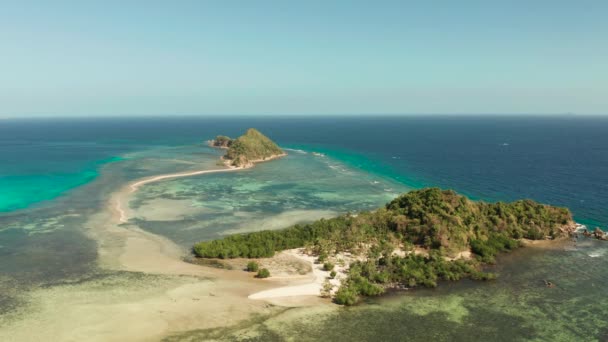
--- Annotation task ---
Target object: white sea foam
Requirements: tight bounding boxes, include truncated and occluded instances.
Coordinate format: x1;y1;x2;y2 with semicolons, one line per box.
284;148;307;154
588;249;606;258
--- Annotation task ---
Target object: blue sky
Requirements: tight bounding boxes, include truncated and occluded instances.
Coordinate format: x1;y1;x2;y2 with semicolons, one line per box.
1;1;606;117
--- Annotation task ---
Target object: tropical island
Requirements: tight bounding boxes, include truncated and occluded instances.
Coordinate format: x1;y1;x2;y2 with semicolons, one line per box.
112;128;285;224
193;188;575;305
209;128;286;168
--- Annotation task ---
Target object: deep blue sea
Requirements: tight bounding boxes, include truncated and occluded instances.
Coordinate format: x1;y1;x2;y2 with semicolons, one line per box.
1;115;606;228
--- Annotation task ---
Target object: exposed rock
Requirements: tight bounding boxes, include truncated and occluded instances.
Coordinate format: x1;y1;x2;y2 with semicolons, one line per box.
593;227;608;240
209;135;233;148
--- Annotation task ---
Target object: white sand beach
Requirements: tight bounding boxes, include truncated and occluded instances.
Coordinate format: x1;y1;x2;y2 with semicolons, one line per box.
249;248;347;300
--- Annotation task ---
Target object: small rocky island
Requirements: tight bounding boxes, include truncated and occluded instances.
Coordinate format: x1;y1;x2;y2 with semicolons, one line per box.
210;135;233;148
209;128;286;168
194;188;577;305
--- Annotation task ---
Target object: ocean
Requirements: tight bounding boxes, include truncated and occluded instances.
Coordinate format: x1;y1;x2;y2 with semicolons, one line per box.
2;116;607;227
0;115;607;341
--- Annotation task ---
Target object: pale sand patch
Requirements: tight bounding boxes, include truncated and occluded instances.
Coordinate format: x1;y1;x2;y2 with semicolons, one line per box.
444;250;473;261
393;246;472;261
391;246;430;258
91;196;254;279
248;249;347;301
520;237;574;250
0;271;279;342
222;251;313;278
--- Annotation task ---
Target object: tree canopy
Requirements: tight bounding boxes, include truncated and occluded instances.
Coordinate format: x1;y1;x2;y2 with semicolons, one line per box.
223;128;283;167
193;188;574;304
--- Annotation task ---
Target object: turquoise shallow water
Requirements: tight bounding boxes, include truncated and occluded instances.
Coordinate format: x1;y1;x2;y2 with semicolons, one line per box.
0;156;122;212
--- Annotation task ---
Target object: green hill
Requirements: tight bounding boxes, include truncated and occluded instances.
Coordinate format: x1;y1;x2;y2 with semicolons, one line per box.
221;128;284;167
193;188;574;304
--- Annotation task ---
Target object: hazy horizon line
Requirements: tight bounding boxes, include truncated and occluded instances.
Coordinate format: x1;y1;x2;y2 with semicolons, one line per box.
2;112;607;120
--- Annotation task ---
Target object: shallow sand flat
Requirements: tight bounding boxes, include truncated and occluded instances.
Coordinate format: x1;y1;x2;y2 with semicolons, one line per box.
2;203;234;337
0;202;283;341
1;156;339;341
0;271;282;342
130;198;208;222
221;209;338;235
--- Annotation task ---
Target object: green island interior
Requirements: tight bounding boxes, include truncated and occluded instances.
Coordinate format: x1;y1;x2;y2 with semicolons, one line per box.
194;186;575;305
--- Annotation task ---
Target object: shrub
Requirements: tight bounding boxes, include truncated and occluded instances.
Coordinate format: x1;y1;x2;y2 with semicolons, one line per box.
323;262;335;271
321;279;333;298
334;285;359;306
256;268;270;278
470;271;497;281
470;239;497;263
317;253;327;263
330;270;337;279
373;271;391;284
353;277;385;296
246;261;259;272
471;234;521;263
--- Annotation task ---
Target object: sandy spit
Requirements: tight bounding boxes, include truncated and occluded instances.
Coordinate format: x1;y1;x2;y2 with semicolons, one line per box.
0;153;330;342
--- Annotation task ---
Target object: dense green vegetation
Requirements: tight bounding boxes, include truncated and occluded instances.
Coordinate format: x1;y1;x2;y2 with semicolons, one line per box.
193;188;574;304
220;128;284;167
256;268;271;278
211;135;233;148
335;249;498;305
246;261;259;272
